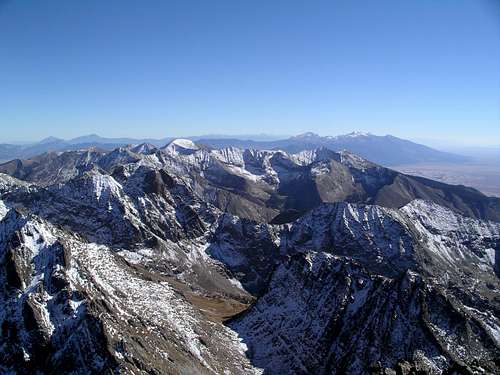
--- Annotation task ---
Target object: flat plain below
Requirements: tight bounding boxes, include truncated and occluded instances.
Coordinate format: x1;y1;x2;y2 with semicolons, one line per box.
393;160;500;198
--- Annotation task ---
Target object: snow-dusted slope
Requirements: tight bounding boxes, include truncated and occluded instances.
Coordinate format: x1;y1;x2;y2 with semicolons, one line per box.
0;208;258;374
0;143;499;374
2;142;500;222
164;138;200;155
230;201;500;374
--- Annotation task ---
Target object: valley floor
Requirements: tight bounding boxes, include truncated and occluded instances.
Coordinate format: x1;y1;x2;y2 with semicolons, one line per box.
392;161;500;197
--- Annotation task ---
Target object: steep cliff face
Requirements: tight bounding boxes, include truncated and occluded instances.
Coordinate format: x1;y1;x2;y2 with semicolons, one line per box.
230;201;500;374
0;142;499;374
0;209;257;375
0;211;116;374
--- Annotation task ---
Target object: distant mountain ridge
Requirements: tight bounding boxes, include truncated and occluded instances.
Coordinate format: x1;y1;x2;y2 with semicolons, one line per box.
0;139;499;374
195;132;470;166
0;140;498;223
0;132;468;166
0;134;170;162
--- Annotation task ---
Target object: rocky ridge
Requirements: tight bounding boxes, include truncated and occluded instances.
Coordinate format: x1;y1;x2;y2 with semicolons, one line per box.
0;140;498;374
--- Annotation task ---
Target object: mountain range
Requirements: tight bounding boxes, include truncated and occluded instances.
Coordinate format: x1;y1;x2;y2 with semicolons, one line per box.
0;132;469;166
0;138;499;374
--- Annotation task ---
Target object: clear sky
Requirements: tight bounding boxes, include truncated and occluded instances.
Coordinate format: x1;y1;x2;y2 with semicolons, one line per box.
1;0;499;145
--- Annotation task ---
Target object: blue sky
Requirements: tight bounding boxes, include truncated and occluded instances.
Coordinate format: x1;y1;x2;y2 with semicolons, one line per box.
1;0;499;145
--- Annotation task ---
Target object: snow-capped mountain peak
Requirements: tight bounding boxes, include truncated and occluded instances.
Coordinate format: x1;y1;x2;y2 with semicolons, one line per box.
163;138;200;155
168;138;199;150
0;141;499;374
337;131;372;138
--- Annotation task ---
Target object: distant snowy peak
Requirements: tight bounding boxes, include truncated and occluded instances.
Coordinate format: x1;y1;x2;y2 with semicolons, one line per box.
171;139;199;149
164;138;200;155
340;131;372;138
324;131;374;140
293;131;373;140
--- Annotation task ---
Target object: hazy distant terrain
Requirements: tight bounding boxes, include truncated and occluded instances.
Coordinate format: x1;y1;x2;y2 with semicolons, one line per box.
0;132;469;166
3;133;497;199
1;132;496;198
393;161;500;197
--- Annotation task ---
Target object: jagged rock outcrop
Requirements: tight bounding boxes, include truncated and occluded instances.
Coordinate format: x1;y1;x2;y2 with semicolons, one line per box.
1;142;499;223
0;142;499;374
229;201;500;374
0;209;256;374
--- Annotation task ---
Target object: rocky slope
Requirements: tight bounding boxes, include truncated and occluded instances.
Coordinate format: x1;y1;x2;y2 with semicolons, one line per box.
230;201;500;374
0;141;499;374
1;140;499;223
0;209;255;374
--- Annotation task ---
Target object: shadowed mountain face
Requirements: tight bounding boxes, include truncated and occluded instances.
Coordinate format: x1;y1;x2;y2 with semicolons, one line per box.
0;142;498;223
0;140;499;374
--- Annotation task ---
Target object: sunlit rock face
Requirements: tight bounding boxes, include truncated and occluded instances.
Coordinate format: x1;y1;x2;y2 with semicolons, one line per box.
0;143;499;374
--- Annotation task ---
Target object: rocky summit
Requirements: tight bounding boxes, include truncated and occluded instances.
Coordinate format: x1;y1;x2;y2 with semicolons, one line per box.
0;140;499;374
